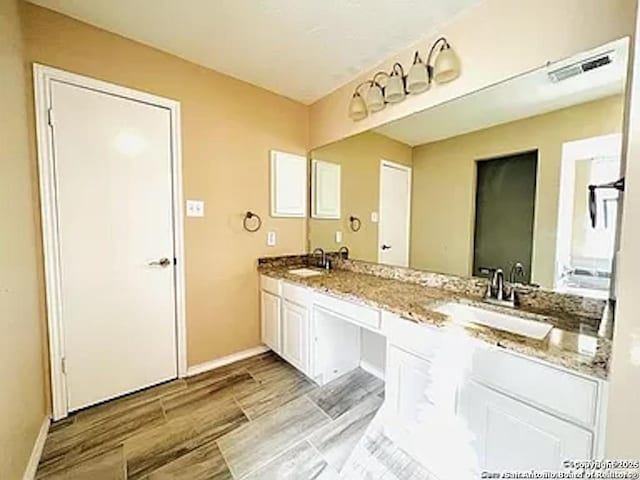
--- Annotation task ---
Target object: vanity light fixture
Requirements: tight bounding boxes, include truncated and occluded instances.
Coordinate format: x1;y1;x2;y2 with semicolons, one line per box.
348;89;368;121
406;52;430;94
348;36;460;121
429;37;461;84
384;64;407;103
366;77;386;112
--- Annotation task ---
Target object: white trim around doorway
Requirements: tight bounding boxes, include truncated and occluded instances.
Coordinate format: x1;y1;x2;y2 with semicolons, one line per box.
33;64;187;420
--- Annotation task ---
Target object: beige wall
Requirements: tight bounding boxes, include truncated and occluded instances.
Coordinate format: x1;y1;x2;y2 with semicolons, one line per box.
20;3;309;368
309;0;635;149
0;0;47;477
411;95;624;288
309;132;412;261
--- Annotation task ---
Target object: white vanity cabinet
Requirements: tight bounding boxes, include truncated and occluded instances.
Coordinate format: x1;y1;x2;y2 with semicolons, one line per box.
259;275;607;475
259;275;385;384
260;276;311;376
382;311;607;476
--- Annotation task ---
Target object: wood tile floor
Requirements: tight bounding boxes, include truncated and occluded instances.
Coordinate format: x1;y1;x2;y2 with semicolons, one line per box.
37;351;384;479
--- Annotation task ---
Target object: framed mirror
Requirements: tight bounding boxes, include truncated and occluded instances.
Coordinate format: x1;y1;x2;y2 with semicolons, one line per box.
308;37;629;299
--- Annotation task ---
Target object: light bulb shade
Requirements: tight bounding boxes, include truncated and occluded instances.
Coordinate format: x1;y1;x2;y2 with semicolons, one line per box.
366;83;385;112
385;75;406;103
406;62;430;94
433;46;460;84
348;92;367;120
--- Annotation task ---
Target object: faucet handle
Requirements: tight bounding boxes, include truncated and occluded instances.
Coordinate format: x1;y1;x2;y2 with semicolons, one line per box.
478;266;496;298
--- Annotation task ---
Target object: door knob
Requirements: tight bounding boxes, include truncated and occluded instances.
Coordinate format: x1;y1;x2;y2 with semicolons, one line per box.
381;244;392;250
148;257;171;267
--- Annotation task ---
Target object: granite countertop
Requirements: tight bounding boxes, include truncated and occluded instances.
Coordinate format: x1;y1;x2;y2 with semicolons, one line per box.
259;265;610;380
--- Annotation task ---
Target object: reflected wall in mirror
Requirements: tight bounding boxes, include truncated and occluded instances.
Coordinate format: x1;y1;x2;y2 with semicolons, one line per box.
308;38;629;298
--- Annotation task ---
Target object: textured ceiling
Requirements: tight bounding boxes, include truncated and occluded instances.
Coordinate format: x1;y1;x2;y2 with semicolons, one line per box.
27;0;480;104
376;39;628;146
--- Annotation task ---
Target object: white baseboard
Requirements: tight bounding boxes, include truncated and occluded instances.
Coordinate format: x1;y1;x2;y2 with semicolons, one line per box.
186;345;271;377
23;416;50;480
360;359;385;381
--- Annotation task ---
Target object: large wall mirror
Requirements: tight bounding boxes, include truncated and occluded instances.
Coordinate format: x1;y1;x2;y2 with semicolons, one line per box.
308;38;629;299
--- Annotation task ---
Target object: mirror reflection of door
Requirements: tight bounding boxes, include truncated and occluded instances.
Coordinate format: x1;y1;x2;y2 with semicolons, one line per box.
378;160;412;267
473;151;538;282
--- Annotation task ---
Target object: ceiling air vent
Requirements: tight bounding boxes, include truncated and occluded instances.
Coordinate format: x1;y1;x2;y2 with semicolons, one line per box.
548;51;614;82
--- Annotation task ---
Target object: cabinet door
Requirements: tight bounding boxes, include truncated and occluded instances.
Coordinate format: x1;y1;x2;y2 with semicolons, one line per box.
386;345;457;425
312;159;341;219
270;150;307;217
458;380;593;472
282;300;309;373
261;291;281;354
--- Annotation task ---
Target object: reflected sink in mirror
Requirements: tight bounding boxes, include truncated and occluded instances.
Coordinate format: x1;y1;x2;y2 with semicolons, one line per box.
434;302;553;340
288;268;325;277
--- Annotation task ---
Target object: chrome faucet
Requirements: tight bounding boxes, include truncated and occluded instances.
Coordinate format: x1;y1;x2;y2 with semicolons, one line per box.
481;263;527;307
312;247;327;269
483;267;514;307
492;269;505;301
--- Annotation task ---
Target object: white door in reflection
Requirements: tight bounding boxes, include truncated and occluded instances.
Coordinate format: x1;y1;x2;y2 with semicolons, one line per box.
51;80;177;412
378;160;412;267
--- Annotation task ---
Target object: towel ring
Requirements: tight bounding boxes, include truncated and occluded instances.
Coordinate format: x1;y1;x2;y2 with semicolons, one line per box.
349;215;361;232
243;211;262;232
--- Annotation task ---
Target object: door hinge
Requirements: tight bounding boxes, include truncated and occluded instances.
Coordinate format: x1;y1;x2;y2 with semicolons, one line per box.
47;108;55;127
174;257;177;266
61;357;67;375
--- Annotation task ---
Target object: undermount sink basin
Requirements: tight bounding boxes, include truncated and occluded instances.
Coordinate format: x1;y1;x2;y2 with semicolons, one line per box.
288;268;325;277
433;302;553;340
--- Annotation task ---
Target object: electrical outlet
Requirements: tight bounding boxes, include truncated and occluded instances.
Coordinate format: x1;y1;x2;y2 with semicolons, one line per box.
186;200;205;217
335;231;343;243
267;231;277;247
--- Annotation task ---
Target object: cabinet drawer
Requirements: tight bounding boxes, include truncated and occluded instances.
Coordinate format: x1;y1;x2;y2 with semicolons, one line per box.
260;275;281;296
470;346;599;427
313;292;381;331
383;311;448;360
282;282;309;306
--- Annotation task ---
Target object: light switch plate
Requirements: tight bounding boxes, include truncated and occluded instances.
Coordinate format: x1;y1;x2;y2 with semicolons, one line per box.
186;200;205;217
267;231;277;247
335;231;343;243
371;211;379;223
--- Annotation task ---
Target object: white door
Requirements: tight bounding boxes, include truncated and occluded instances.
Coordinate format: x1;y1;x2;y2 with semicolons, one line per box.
282;300;309;373
379;161;411;266
261;291;281;354
458;380;592;472
51;81;177;411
